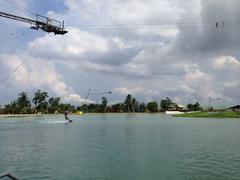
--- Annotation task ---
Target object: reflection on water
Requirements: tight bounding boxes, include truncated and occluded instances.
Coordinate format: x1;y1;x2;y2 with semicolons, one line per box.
0;114;240;179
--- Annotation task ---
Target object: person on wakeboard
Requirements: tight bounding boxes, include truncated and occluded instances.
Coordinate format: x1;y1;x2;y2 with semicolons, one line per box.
64;110;72;123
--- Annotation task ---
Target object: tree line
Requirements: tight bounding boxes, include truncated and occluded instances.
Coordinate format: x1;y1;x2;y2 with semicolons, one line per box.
0;91;203;114
0;90;75;114
81;95;202;113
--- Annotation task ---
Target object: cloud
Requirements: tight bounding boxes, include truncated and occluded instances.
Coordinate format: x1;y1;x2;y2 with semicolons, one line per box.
113;86;160;102
213;56;240;70
29;28;108;59
211;56;240;102
1;0;240;106
114;86;160;96
0;54;85;104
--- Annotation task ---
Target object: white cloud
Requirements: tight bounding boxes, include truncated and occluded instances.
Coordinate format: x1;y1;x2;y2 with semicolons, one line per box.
211;56;240;103
1;54;85;104
1;0;240;106
108;0;183;24
183;63;218;102
114;86;160;98
184;64;209;82
213;56;240;70
29;28;108;60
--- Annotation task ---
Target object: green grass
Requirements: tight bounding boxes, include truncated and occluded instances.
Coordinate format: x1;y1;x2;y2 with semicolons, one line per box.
173;111;240;118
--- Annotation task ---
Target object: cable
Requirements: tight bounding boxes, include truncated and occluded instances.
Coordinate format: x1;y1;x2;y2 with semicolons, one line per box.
70;25;211;31
0;30;33;63
0;2;18;9
5;0;31;18
75;20;235;27
68;20;240;31
5;0;35;18
68;0;103;13
0;30;35;85
7;0;36;15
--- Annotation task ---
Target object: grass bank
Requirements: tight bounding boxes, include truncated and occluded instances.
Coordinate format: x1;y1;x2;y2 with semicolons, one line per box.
173;111;240;118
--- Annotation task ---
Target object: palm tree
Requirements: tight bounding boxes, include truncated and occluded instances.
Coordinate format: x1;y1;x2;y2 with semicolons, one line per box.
101;96;108;113
48;97;60;113
125;94;133;112
5;101;19;114
160;97;173;111
139;103;147;113
17;91;31;114
132;98;139;112
32;90;49;113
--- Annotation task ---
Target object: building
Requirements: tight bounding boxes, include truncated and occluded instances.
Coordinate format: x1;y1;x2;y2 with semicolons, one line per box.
228;105;240;112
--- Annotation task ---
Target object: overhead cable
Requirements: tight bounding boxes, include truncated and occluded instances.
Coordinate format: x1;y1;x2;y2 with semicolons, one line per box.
68;0;103;13
5;0;35;18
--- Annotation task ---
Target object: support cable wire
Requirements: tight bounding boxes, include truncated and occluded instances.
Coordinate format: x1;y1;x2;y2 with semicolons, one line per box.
70;20;240;30
5;0;35;18
0;29;33;63
68;0;103;13
0;30;36;86
0;30;34;102
0;2;26;12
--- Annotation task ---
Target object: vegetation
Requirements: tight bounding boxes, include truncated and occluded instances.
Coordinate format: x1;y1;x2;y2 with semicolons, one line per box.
0;90;217;115
173;111;240;118
160;97;183;111
160;97;173;111
0;90;76;114
186;102;202;111
147;101;158;113
48;97;61;114
32;90;49;113
0;91;239;119
17;92;31;114
101;96;108;113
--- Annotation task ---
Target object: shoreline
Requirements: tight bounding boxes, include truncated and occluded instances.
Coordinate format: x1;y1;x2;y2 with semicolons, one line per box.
0;112;164;118
0;114;43;118
173;111;240;118
1;111;239;119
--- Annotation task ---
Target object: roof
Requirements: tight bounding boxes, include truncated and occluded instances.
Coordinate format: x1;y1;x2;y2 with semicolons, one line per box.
177;104;185;108
229;105;240;109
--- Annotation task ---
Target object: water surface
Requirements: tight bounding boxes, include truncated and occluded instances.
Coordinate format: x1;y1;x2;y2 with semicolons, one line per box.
0;114;240;179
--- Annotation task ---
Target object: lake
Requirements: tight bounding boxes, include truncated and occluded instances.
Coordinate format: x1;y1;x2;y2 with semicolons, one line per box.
0;114;240;180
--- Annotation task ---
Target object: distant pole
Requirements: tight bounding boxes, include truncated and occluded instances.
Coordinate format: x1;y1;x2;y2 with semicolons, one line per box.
208;97;221;110
83;89;112;113
85;89;91;113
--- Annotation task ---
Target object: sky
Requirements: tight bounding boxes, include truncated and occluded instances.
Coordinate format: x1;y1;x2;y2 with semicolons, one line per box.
0;0;240;107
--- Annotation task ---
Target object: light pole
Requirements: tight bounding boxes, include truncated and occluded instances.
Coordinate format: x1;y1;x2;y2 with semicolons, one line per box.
83;89;112;113
208;96;221;111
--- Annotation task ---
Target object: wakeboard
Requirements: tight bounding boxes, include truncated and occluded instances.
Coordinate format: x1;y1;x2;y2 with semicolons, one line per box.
65;120;73;124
